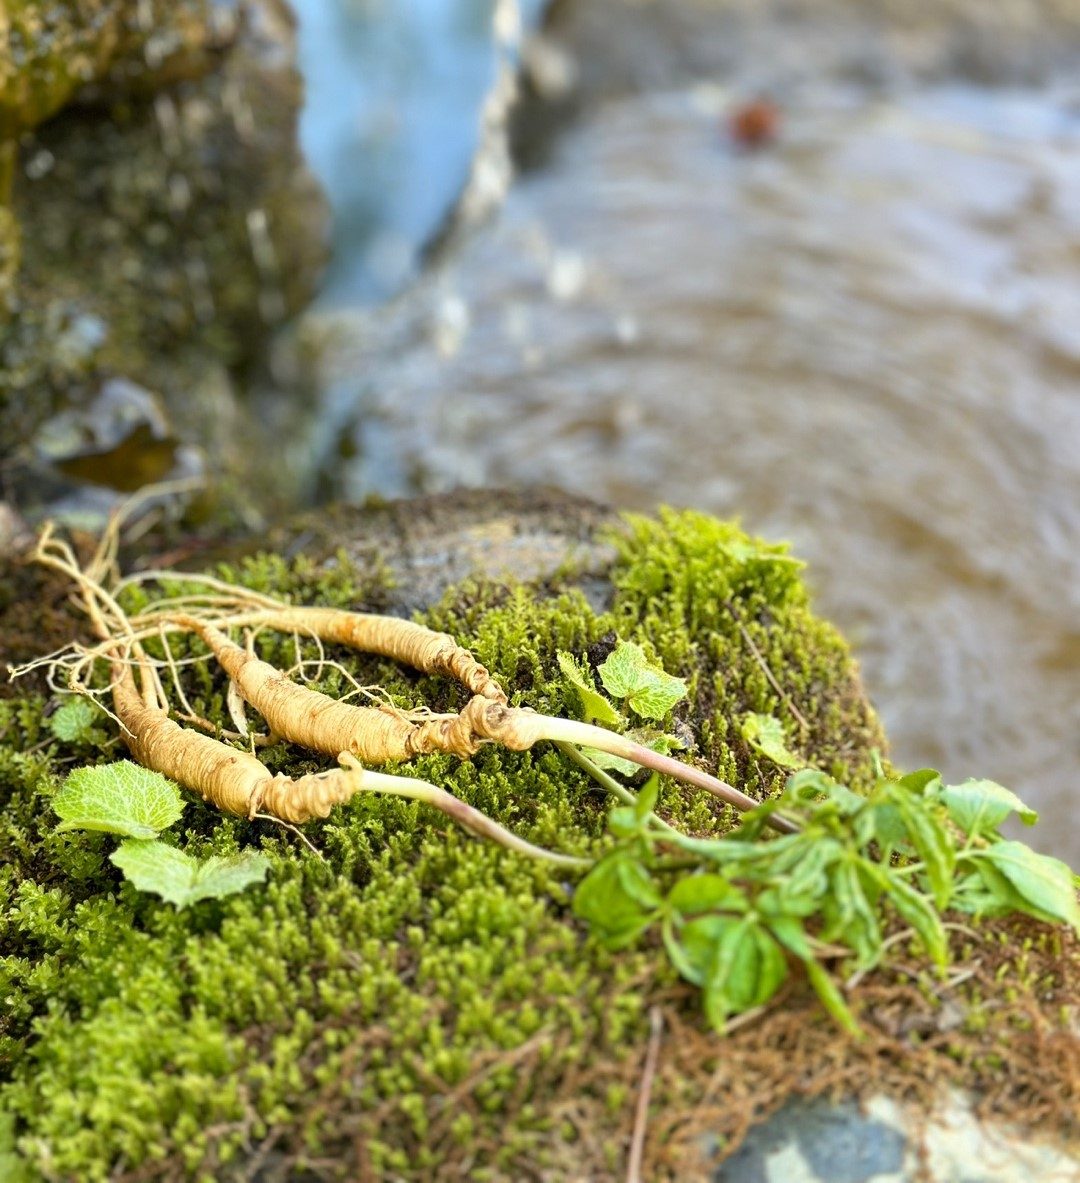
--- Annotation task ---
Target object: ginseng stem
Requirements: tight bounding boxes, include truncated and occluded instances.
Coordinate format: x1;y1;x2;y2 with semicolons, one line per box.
535;717;799;835
341;757;589;869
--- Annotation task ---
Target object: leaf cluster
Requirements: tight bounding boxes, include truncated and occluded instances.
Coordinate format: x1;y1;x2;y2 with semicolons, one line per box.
574;768;1079;1033
558;640;688;776
51;761;268;908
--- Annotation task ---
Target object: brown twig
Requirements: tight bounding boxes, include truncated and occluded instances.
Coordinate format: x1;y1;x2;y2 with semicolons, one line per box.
626;1005;664;1183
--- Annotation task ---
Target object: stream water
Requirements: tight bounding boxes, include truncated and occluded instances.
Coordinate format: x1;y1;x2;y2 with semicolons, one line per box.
285;2;1080;860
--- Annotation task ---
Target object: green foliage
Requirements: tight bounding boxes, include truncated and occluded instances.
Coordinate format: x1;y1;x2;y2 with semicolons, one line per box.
740;712;801;770
53;762;185;840
596;640;687;720
556;652;624;726
574;767;1078;1034
0;510;905;1178
48;696;108;747
51;763;272;911
110;842;270;909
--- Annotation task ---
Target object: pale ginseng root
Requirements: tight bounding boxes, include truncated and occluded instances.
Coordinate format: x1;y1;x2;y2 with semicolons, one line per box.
20;529;585;865
110;652;583;864
170;612;797;833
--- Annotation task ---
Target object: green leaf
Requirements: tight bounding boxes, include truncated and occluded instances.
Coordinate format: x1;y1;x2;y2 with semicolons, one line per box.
703;917;785;1025
766;914;813;960
828;861;881;967
54;761;185;839
597;641;687;720
942;780;1038;836
573;852;659;948
896;769;942;796
580;747;640;777
892;792;955;911
557;652;624;726
803;958;862;1037
976;842;1080;931
667;873;745;916
884;873;948;965
634;774;660;820
783;769;863;814
780;838;842;906
676;914;737;987
49;696;107;745
750;926;789;1007
110;841;270;909
740;713;802;770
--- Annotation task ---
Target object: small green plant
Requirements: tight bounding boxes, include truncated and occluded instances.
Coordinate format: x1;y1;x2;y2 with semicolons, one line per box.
574;767;1080;1034
48;695;110;747
558;640;690;776
52;761;269;908
739;711;801;770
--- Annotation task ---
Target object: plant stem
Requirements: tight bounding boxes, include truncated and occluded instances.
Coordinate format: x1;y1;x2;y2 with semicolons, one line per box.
358;768;590;870
538;717;798;834
555;742;683;840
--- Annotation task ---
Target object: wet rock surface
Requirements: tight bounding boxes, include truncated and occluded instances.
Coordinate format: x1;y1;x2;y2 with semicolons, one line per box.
0;0;328;520
299;0;1080;861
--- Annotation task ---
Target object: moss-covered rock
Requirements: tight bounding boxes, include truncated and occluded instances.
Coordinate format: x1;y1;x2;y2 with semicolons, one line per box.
0;1;241;140
0;497;1075;1181
0;1;327;520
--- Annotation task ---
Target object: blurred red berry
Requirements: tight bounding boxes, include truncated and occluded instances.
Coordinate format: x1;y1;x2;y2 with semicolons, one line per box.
729;99;780;149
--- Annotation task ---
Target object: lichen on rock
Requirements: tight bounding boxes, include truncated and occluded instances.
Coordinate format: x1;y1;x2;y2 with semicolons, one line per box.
0;496;1074;1181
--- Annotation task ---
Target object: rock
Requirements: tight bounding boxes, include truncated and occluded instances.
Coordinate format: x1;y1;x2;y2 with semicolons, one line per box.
0;491;1075;1181
0;0;328;521
0;0;242;140
711;1092;1080;1183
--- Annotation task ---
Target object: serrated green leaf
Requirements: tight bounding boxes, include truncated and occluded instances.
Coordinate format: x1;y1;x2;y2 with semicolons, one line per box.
557;652;624;726
189;851;272;904
580;746;640;777
597;641;687;720
110;841;270;909
953;862;1061;924
54;761;185;839
976;842;1080;931
49;696;106;744
740;713;802;770
942;780;1038;836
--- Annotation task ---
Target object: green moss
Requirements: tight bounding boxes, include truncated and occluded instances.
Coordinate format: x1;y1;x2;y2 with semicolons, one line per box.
0;509;886;1179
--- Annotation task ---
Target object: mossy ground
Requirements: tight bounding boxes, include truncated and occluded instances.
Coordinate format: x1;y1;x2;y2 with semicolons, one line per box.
0;509;1076;1181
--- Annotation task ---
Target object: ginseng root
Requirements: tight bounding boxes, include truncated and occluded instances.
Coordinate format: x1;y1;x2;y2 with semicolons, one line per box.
168;611;796;832
111;651;583;862
18;529;586;865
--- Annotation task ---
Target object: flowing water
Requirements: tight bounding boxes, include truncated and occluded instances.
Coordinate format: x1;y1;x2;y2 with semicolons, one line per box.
285;4;1080;860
